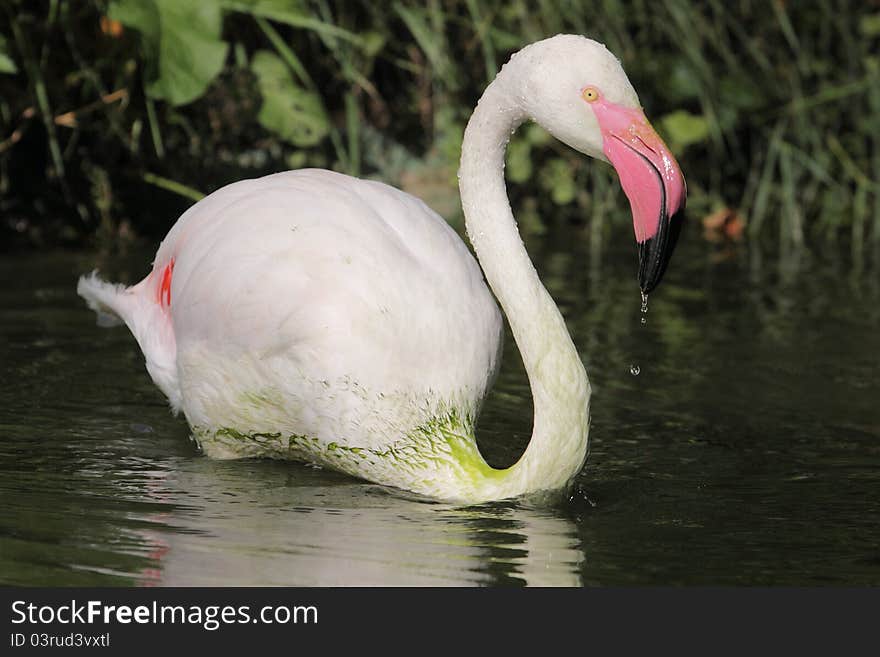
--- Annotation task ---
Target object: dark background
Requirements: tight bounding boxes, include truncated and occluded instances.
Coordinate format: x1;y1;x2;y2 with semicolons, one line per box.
1;0;878;268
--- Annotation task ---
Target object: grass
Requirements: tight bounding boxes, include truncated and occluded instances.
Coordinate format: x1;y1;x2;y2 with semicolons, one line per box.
0;0;877;268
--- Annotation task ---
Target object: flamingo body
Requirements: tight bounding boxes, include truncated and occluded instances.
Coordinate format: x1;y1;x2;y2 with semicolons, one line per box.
79;35;686;503
80;170;504;498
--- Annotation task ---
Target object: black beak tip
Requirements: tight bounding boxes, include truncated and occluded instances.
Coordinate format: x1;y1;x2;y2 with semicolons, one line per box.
638;207;685;294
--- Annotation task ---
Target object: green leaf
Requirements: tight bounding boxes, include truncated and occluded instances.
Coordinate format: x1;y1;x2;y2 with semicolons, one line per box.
658;110;710;151
0;35;17;74
222;0;308;13
859;13;880;36
110;0;229;106
222;1;365;46
539;158;576;206
108;0;159;46
506;139;532;184
524;123;551;146
361;31;387;58
251;50;329;146
433;104;464;169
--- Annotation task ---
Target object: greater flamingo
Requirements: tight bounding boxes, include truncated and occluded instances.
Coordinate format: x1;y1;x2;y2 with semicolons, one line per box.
79;35;685;504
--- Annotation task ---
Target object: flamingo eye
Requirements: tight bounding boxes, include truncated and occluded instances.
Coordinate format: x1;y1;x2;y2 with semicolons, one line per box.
582;87;599;103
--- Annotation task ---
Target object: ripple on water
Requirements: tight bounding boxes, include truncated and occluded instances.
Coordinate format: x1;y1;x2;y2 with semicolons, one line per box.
1;245;879;585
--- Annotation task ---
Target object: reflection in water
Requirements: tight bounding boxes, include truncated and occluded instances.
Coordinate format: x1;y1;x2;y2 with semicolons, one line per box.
133;461;583;586
1;237;879;586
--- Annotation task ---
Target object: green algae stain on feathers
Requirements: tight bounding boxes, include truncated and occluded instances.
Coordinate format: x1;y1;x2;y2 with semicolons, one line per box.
189;404;503;490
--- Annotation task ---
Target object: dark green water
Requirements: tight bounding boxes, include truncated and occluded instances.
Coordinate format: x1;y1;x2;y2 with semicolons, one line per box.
1;233;879;585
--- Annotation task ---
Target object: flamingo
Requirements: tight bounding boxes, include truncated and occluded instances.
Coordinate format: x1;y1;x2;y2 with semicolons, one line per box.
78;35;685;504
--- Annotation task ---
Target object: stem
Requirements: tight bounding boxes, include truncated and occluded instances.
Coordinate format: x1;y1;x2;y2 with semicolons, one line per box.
10;18;65;178
144;86;164;159
345;93;360;177
255;17;315;89
142;172;204;202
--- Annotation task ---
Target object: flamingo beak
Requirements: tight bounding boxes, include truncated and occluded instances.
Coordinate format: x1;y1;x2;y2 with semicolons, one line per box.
591;99;687;293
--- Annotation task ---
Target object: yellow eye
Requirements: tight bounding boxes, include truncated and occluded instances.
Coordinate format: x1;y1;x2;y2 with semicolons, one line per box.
582;87;599;103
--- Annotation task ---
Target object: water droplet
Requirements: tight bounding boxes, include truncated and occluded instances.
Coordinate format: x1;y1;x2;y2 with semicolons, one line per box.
640;291;649;314
640;317;647;325
630;364;640;376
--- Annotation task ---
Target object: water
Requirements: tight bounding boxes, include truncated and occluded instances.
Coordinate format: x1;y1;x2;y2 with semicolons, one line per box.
1;235;879;586
632;291;649;373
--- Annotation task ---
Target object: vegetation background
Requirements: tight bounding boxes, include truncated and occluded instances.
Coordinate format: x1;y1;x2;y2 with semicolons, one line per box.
1;0;878;269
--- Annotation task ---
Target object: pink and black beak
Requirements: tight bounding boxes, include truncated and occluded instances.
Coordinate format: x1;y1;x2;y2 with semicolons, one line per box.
590;95;687;293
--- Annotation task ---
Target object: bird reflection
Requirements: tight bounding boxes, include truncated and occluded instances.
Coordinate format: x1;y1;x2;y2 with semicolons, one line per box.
132;460;584;587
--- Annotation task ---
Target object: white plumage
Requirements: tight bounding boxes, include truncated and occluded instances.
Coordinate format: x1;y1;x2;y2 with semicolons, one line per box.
80;169;503;494
79;35;684;503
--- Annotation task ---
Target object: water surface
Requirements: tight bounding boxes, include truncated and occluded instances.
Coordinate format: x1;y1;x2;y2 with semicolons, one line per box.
1;235;878;585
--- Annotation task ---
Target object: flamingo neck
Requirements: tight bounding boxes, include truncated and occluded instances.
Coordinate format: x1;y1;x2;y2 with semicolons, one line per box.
459;76;591;501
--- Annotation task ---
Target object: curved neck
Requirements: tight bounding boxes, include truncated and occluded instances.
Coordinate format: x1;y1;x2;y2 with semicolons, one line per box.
459;77;591;501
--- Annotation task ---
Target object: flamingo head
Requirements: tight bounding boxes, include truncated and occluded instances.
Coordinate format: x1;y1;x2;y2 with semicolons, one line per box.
510;35;687;293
